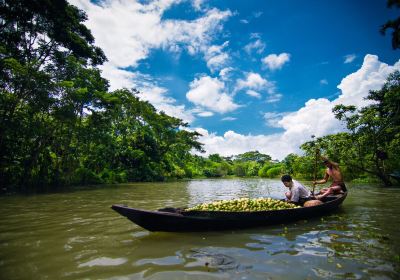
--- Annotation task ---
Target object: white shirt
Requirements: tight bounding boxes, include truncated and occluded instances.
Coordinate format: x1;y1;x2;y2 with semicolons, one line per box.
290;180;311;202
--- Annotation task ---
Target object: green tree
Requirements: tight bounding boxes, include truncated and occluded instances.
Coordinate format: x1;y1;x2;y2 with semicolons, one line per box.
0;0;205;190
234;151;272;163
0;0;107;189
381;0;400;49
332;71;400;186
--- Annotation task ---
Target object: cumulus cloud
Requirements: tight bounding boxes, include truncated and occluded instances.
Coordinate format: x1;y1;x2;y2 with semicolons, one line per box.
70;0;232;122
186;76;241;113
344;54;356;64
205;41;230;72
235;72;281;102
195;55;400;160
193;129;292;160
236;72;269;91
126;72;196;123
262;53;290;70
320;79;328;85
335;54;399;107
71;0;232;70
263;112;290;127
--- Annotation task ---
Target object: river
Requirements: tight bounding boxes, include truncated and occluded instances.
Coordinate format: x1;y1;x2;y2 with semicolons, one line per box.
0;179;399;279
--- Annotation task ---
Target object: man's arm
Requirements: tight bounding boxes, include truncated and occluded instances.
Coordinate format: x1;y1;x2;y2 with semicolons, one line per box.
290;187;300;202
314;171;329;185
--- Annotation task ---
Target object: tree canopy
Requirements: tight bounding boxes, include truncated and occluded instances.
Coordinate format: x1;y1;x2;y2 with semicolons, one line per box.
381;0;400;49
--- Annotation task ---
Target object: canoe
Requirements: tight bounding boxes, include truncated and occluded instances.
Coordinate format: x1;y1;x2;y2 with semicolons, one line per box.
111;192;347;232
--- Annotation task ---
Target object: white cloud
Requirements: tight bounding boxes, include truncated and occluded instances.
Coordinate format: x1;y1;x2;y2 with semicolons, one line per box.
222;117;237;121
273;54;400;155
193;129;292;160
186;76;241;113
99;63;136;91
70;0;233;123
264;112;289;127
253;11;263;18
192;0;205;11
219;67;234;81
266;93;283;103
126;72;196;123
262;53;290;70
235;72;280;102
246;90;261;99
197;111;214;117
336;54;399;107
236;72;269;91
244;39;266;54
320;79;328;85
71;1;232;70
195;55;400;160
205;42;230;72
344;54;356;64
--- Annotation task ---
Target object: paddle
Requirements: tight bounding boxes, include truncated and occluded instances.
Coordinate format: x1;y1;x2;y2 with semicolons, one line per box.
310;135;320;196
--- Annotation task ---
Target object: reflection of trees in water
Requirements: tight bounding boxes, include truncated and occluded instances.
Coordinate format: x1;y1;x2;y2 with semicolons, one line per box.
308;213;398;277
186;179;285;207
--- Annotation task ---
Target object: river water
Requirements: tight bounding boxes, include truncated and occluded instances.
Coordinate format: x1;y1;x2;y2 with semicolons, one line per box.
0;179;399;279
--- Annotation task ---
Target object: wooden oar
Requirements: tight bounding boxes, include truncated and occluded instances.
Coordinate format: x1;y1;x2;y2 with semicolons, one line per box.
311;135;319;196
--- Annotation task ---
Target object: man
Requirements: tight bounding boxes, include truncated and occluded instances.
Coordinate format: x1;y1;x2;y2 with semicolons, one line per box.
313;156;347;200
281;174;311;205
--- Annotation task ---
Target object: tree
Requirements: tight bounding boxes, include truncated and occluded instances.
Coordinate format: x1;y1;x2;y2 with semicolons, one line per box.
0;0;107;189
381;0;400;49
234;151;272;164
332;71;400;186
0;0;205;190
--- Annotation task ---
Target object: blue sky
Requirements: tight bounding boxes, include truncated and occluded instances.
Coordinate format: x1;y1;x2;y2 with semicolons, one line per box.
71;0;399;159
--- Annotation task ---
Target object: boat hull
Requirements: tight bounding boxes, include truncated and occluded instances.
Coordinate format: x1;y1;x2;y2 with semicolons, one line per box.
112;193;347;232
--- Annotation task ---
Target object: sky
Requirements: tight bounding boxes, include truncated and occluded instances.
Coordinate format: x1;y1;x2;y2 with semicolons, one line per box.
69;0;400;160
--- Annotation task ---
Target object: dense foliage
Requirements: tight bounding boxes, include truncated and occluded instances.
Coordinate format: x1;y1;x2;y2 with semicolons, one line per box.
381;0;400;50
296;72;400;186
0;0;202;191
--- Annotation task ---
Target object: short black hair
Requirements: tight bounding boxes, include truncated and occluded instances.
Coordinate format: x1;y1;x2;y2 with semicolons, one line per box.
281;174;292;182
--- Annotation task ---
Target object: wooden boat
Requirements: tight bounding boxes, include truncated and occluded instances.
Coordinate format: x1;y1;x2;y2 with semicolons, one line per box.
111;192;347;232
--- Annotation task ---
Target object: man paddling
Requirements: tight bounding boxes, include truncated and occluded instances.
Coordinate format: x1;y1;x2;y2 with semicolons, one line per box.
313;156;347;200
281;175;311;205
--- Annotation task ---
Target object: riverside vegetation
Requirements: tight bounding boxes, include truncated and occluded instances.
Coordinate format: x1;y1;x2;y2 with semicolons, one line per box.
1;0;399;193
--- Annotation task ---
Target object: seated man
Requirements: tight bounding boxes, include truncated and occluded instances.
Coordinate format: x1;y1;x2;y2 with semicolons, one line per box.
313;156;347;200
281;174;311;205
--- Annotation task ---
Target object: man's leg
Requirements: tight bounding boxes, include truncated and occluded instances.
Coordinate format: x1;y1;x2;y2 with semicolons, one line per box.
316;185;343;200
316;188;333;200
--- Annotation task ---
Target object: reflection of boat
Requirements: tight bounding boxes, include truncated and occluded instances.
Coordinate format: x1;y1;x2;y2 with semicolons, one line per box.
111;193;347;232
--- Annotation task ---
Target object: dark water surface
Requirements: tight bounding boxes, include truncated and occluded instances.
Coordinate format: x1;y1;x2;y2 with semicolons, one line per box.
0;179;399;279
